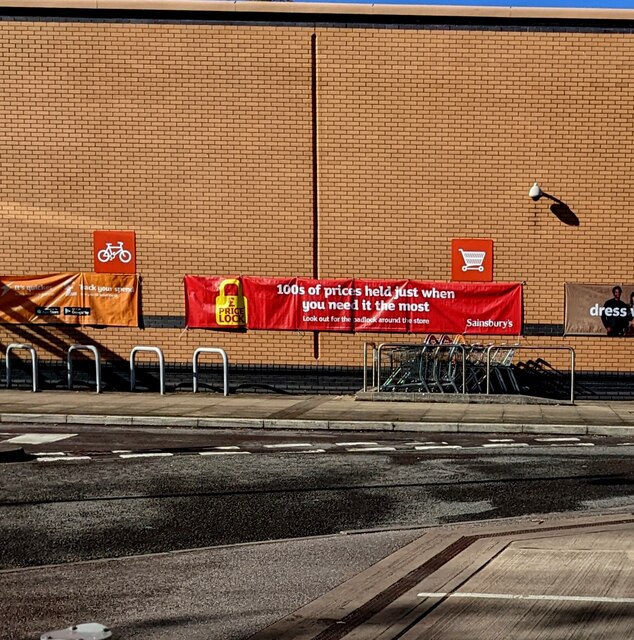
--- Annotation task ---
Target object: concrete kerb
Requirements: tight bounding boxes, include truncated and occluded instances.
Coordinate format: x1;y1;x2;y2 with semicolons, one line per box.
394;421;459;433
1;412;634;437
457;422;525;434
0;413;68;424
520;423;588;435
66;415;134;426
263;419;329;430
328;420;394;431
130;416;200;428
587;424;634;437
198;418;265;429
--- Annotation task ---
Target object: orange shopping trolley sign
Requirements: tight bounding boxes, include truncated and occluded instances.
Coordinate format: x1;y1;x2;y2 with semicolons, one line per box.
451;239;493;282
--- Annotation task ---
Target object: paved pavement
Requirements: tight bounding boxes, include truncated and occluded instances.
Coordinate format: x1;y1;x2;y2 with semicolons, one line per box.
1;389;634;437
251;511;634;639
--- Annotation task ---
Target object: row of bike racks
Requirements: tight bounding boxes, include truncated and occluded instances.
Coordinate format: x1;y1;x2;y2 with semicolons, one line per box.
5;343;230;396
363;342;576;403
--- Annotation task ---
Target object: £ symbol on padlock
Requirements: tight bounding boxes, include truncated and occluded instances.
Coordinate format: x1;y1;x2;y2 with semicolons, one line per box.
215;278;248;327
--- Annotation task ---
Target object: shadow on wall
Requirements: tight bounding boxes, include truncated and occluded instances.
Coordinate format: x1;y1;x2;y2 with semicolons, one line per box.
550;199;580;227
0;323;123;363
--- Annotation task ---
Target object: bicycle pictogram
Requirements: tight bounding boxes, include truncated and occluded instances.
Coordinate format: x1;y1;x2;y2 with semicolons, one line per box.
97;241;132;264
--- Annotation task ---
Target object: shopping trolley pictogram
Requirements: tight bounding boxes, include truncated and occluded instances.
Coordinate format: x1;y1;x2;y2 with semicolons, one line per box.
458;248;486;272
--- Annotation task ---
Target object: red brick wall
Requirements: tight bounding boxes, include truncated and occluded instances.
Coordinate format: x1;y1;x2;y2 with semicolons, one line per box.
1;17;633;372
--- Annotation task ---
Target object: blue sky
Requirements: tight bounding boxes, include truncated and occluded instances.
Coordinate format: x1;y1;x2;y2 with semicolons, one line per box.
305;0;634;7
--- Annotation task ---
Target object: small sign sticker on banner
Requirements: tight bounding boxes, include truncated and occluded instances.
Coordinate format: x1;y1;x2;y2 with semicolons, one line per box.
93;231;136;274
451;239;493;282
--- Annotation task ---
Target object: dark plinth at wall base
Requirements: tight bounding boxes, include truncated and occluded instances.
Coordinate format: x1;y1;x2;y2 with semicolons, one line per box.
139;317;563;334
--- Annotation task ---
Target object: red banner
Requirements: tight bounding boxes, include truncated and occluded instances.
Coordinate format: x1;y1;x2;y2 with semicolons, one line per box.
297;278;356;331
242;276;296;330
185;276;247;330
185;276;522;335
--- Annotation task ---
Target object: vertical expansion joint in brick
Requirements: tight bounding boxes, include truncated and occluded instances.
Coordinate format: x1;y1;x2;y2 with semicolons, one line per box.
311;31;320;281
311;31;321;361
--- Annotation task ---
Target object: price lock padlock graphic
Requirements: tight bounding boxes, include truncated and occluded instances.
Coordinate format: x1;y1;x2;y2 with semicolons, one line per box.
215;278;248;327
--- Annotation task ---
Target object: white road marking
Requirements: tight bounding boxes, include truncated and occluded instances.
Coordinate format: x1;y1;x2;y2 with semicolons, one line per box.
300;449;326;454
415;445;462;450
535;437;580;442
551;443;595;447
617;442;634;446
335;442;378;446
32;451;67;456
417;591;634;604
119;452;174;459
199;451;251;456
263;443;313;449
345;446;396;452
214;446;241;450
112;450;132;453
482;443;529;448
37;456;91;462
6;433;77;444
488;438;515;442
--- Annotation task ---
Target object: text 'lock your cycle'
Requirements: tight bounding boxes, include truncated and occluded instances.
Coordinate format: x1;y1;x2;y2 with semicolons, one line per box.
215;279;248;327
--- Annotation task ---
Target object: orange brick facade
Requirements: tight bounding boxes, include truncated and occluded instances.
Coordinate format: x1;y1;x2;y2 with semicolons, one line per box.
1;7;633;375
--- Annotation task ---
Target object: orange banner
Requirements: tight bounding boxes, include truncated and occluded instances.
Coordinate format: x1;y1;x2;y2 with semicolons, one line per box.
0;273;139;326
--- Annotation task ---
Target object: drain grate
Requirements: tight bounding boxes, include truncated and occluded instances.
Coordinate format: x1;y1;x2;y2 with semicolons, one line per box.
312;536;476;640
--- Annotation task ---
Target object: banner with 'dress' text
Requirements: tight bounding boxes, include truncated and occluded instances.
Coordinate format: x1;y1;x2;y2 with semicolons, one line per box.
0;273;139;326
565;283;634;336
185;276;522;335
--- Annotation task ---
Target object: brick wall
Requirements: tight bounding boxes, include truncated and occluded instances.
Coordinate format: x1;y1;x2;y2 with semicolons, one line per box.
1;15;634;375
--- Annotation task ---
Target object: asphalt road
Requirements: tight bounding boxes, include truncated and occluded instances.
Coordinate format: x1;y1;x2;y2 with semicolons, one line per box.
1;437;633;569
1;422;633;457
1;425;633;640
0;527;427;640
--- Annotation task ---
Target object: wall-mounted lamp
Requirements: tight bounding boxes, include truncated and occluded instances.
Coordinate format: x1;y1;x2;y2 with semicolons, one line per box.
529;181;561;204
529;181;544;201
529;180;560;204
528;181;580;226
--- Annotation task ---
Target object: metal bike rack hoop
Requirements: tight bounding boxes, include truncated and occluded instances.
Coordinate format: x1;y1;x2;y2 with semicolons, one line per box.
362;342;378;392
67;345;102;394
130;346;165;395
192;347;229;396
6;343;39;392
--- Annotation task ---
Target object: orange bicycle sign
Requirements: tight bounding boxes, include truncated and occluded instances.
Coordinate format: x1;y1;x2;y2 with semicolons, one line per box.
93;231;136;274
